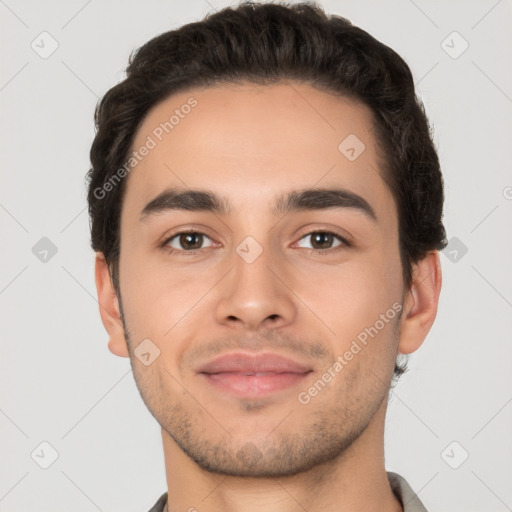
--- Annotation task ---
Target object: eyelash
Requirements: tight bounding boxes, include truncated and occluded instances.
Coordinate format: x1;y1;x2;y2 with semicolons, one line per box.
160;229;351;256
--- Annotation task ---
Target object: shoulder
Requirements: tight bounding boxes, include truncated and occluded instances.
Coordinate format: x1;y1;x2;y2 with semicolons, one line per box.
147;491;168;512
387;472;429;512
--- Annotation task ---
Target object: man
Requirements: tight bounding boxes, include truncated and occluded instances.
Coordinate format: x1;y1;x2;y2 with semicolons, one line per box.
87;2;447;511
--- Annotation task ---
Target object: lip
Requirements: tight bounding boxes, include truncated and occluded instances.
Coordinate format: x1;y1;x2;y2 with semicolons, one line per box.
197;352;312;374
197;352;313;398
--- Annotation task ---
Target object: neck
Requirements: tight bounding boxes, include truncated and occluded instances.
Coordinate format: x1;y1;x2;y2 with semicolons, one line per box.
160;399;402;512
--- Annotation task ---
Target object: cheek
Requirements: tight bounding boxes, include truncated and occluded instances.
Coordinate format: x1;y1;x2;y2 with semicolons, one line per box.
310;255;401;326
118;244;169;336
302;244;403;351
118;247;218;342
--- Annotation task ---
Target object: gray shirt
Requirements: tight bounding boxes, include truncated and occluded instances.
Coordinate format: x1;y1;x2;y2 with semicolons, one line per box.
147;471;427;512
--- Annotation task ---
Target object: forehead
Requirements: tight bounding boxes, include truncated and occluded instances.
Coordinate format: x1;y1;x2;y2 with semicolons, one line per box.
124;81;395;222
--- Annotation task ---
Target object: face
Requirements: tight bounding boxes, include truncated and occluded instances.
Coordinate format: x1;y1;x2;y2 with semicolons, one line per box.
115;82;405;477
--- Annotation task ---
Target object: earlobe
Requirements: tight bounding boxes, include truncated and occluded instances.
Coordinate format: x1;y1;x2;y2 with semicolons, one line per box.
397;251;442;355
94;253;130;358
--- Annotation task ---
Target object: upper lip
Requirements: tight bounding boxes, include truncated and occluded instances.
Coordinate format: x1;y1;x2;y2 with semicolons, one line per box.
197;352;313;374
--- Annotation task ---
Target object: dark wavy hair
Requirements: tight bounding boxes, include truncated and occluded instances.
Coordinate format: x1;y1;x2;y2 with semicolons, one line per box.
86;1;447;379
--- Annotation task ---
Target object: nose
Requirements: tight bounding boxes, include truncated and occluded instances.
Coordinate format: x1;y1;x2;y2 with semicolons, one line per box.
214;240;297;332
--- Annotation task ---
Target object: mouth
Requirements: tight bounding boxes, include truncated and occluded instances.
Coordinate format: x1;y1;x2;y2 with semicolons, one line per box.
196;352;313;398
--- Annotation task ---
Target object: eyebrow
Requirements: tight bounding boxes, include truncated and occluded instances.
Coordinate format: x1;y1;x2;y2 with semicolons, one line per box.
139;187;377;222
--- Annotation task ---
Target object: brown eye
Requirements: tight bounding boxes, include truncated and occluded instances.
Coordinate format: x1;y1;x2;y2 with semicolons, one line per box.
296;231;349;251
310;232;335;249
165;232;213;251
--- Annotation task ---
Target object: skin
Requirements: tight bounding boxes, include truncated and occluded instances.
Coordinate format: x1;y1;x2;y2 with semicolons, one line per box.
95;81;442;512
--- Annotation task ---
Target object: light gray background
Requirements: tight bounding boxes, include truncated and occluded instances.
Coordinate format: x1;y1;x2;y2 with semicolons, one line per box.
1;0;511;511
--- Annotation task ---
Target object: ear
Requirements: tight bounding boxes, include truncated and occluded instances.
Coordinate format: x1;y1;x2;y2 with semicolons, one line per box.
94;253;130;358
398;251;442;354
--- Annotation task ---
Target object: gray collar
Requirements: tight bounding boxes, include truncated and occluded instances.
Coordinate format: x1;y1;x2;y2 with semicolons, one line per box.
387;471;429;512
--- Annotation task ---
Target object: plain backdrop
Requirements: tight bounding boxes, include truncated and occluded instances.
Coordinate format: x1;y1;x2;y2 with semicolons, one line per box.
1;1;511;511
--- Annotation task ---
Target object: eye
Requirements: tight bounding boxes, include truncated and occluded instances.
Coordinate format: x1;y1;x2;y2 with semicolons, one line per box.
161;229;350;255
163;231;215;252
295;231;350;251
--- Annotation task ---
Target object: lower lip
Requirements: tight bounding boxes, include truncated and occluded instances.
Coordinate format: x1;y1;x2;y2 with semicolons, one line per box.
201;372;311;398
